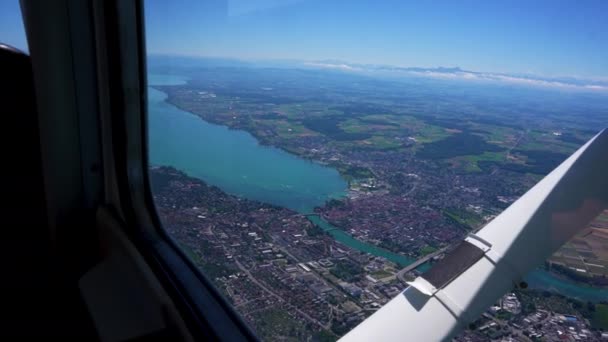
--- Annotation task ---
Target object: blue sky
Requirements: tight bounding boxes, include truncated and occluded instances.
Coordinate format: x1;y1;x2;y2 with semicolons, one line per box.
0;1;27;52
144;0;608;79
2;1;607;79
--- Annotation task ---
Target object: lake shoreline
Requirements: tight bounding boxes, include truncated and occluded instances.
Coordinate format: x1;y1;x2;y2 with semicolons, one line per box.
148;78;418;269
151;83;370;182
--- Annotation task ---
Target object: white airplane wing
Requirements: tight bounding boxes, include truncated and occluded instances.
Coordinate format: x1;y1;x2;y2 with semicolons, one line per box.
341;129;608;342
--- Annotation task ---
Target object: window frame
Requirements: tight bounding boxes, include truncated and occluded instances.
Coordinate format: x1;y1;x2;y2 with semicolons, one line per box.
91;0;258;340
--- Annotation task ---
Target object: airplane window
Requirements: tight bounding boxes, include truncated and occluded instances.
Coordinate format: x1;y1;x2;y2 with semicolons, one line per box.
0;1;28;53
144;1;608;340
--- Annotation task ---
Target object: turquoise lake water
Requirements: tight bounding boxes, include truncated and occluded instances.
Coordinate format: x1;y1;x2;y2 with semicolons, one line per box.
147;73;607;301
147;74;414;267
148;87;345;212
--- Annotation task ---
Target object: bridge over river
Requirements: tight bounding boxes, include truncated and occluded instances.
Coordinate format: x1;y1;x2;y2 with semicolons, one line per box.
396;246;449;284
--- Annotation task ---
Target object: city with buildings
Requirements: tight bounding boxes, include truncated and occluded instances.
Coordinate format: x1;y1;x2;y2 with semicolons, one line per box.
151;166;608;341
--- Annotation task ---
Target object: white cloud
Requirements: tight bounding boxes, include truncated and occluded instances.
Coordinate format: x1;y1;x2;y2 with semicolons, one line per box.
584;85;608;90
304;62;360;71
302;60;608;93
410;70;608;92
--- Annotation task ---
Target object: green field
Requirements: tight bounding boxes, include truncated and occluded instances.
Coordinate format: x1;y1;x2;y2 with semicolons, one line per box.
443;208;482;229
419;245;438;256
370;269;393;279
360;136;402;150
592;304;608;330
456;151;506;172
414;124;452;143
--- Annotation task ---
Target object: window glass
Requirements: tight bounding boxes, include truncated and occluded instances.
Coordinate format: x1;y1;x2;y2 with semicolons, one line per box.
145;1;608;340
0;1;28;53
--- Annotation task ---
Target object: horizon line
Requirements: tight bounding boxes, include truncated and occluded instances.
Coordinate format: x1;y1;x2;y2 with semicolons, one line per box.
146;52;608;92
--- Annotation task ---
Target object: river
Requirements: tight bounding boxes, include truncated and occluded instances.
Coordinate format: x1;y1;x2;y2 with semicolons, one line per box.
147;73;607;302
524;269;608;303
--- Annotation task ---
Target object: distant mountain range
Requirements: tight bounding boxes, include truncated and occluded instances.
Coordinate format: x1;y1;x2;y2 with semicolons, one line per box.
148;54;608;93
303;60;608;92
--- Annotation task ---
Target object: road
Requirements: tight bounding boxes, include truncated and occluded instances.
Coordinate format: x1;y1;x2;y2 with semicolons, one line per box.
234;258;328;329
271;241;347;330
404;181;418;196
491;130;527;176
